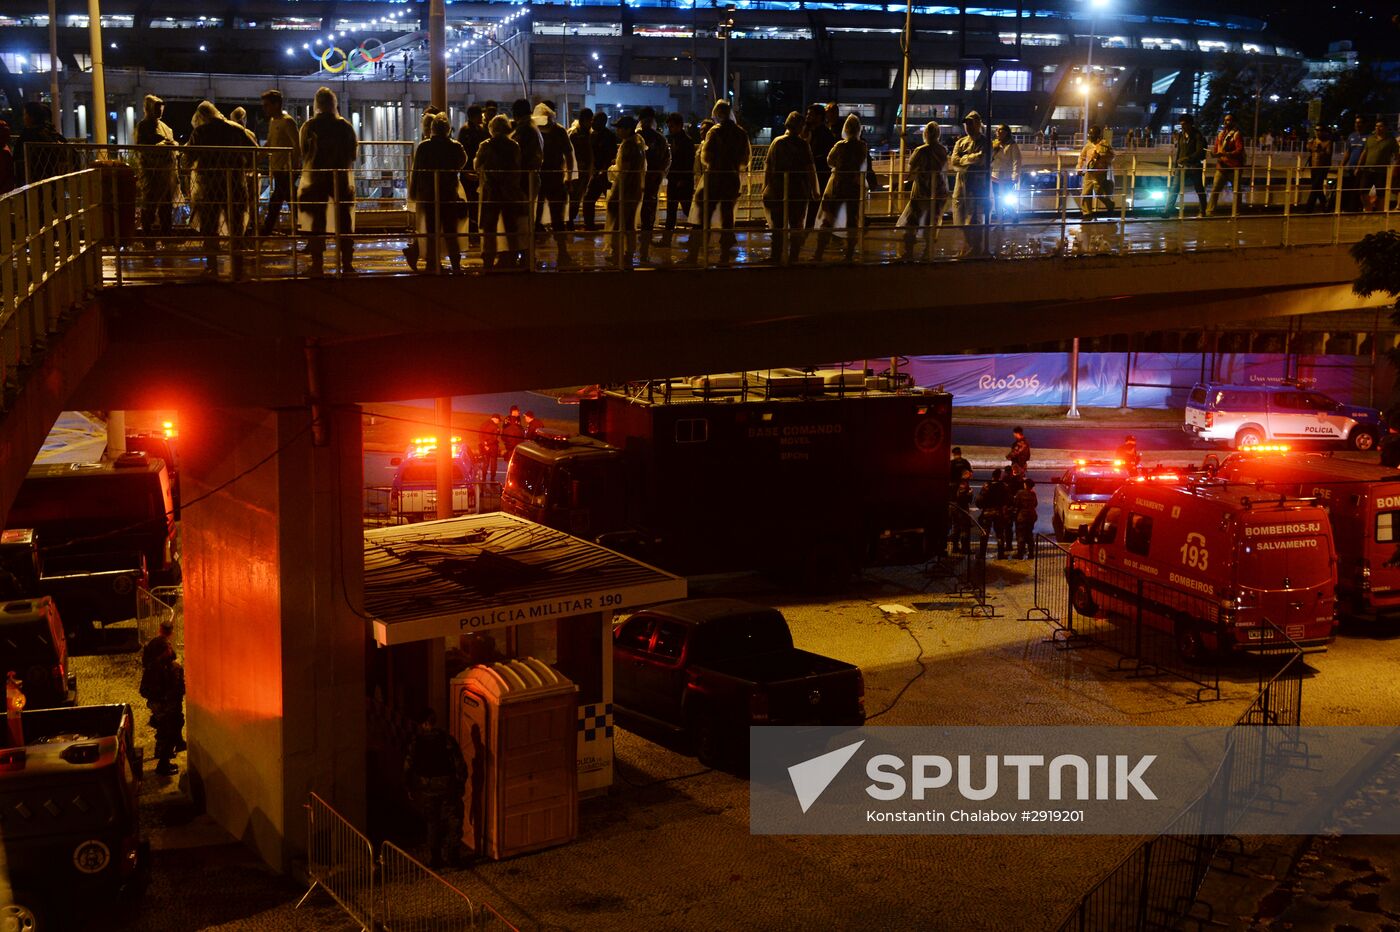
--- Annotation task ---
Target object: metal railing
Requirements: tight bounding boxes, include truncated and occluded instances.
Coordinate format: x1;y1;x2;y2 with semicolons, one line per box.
1057;621;1306;931
298;793;518;931
0;169;103;405
1024;533;1071;622
299;792;379;930
5;145;1397;287
137;584;184;651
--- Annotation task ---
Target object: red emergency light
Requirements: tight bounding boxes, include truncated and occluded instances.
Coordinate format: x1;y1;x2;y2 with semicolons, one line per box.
1241;443;1291;454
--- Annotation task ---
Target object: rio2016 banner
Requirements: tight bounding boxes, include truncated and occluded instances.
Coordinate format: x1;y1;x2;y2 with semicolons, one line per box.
901;353;1389;408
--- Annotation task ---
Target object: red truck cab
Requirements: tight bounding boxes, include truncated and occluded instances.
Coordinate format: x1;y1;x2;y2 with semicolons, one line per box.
1215;450;1400;621
1069;479;1337;656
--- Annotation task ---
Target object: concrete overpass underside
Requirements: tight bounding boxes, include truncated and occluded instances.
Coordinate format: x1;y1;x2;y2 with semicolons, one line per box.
74;244;1388;409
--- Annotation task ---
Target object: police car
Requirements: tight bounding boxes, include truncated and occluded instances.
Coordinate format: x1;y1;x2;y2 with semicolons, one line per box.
1051;459;1133;542
1184;382;1384;451
391;437;479;521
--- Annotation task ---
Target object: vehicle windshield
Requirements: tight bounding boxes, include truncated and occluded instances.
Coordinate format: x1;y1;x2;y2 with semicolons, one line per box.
1239;536;1332;589
0;621;56;666
505;455;552;499
692;613;794;663
1073;476;1125;496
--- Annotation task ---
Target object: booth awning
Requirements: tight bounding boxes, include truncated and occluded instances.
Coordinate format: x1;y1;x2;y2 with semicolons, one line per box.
364;513;688;646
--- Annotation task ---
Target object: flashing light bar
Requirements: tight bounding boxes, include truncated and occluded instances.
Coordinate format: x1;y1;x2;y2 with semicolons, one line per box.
409;436;465;457
1242;444;1291;453
162;419;177;439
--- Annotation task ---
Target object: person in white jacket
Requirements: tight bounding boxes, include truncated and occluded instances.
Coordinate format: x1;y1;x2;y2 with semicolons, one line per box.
990;123;1022;224
948;111;991;257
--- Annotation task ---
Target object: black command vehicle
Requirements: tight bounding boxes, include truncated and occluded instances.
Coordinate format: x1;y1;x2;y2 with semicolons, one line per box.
503;371;951;580
612;599;865;767
0;703;148;928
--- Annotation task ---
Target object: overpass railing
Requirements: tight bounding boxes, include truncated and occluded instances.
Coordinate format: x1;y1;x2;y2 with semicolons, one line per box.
10;145;1397;283
0;169;104;408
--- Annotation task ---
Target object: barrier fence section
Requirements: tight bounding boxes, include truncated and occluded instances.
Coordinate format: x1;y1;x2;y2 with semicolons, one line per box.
379;840;477;932
298;792;378;931
136;584;184;651
1057;623;1306;932
0;169;104;407
1026;536;1223;702
928;506;997;617
13;143;1399;285
298;795;519;931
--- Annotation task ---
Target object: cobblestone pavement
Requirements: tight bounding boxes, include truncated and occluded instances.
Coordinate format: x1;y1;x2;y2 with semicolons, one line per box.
63;563;1400;931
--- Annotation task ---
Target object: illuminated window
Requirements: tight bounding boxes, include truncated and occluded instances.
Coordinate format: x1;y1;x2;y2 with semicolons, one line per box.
1003;32;1064;46
990;69;1029;92
964;68;982;87
905;68;961;91
1242;43;1265;54
1378;512;1396;543
1198;40;1230;53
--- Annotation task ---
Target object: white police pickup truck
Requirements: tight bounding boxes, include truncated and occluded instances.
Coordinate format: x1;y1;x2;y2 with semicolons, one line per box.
1184;382;1384;451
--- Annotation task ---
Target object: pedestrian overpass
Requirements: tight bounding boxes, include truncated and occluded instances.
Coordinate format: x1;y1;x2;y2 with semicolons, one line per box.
1;168;1392;874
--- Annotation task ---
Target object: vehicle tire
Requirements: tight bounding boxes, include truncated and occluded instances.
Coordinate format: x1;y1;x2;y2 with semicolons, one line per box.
1;890;51;931
690;712;726;770
1052;513;1067;542
1350;428;1378;452
1070;576;1098;618
1234;426;1265;449
1175;616;1207;665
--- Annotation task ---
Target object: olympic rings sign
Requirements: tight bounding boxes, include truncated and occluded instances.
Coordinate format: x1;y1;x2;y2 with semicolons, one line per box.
309;38;387;74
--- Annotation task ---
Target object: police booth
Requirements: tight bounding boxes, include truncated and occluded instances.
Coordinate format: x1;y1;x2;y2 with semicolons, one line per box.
363;513;687;795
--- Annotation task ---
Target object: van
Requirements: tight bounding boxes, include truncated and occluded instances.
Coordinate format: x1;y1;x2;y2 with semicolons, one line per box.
0;597;76;708
1068;479;1337;658
5;454;178;584
1183;382;1383;451
1214;450;1400;621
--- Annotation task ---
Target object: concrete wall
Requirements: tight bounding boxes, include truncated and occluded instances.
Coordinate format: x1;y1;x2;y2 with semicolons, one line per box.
183;404;366;871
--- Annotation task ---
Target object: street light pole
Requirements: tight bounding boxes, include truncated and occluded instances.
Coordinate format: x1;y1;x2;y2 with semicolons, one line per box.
719;4;735;103
429;0;446;111
86;0;108;143
1081;15;1095;142
47;0;60;129
898;0;914;203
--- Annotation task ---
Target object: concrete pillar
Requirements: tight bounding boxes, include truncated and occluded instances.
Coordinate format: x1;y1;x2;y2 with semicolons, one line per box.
181;404;366;872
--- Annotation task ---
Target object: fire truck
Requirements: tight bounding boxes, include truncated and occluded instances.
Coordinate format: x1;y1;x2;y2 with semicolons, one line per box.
501;372;951;579
1068;477;1338;658
1214;448;1400;621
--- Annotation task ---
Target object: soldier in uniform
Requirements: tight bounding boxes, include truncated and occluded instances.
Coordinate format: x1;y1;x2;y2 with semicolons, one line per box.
976;467;1010;560
1013;478;1039;560
948;446;972;491
404;707;469;870
478;413;503;482
1007;426;1031;471
139;623;185;776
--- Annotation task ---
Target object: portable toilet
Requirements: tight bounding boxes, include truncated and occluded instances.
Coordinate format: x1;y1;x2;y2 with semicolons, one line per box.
449;657;579;860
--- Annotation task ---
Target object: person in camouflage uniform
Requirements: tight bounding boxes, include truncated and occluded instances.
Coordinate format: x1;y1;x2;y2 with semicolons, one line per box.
1013;478;1039;560
404;707;469;869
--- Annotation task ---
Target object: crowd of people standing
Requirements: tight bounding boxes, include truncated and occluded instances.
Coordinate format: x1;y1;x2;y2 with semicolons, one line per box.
5;90;1398;273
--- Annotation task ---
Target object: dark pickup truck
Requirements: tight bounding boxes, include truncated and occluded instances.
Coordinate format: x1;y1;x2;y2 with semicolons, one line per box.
0;704;149;927
613;599;865;767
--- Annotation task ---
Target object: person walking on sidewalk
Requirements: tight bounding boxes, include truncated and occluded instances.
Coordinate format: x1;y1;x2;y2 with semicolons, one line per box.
1013;478;1039;560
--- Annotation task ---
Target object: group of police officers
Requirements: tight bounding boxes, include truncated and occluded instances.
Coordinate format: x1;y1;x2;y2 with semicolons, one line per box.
946;427;1039;561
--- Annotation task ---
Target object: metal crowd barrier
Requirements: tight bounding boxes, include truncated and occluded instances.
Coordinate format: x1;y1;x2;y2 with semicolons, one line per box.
298;794;519;931
1041;547;1224;702
380;840;477;932
136;584;184;650
927;505;997;617
298;791;379;930
1057;622;1306;931
1023;534;1071;623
